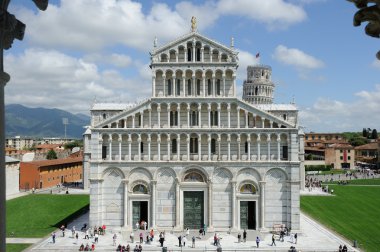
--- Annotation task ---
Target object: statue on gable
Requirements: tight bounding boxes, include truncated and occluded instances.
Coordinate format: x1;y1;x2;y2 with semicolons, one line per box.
191;16;197;32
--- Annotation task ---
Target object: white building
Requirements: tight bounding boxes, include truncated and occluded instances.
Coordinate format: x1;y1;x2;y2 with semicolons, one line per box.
5;156;20;197
85;25;303;233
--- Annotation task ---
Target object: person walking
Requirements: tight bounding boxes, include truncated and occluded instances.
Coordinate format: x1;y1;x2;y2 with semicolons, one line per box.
94;233;99;243
186;227;190;236
256;236;260;248
76;232;79;244
237;233;241;243
271;234;276;246
178;235;182;247
192;235;195;248
130;231;134;243
294;233;298;244
139;232;143;243
60;225;65;237
243;229;247;242
52;232;56;243
85;229;89;239
135;221;139;230
183;236;187;247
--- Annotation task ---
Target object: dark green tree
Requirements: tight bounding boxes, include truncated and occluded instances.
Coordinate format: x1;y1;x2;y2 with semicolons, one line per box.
64;140;83;150
46;149;57;160
372;129;378;139
363;128;368;138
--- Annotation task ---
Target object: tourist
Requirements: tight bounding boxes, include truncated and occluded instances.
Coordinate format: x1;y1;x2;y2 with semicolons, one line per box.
76;232;79;244
60;224;65;237
134;245;139;252
149;229;154;241
138;244;142;252
178;235;182;247
159;232;164;247
186;227;189;236
85;229;89;239
203;224;207;235
237;233;241;243
113;233;117;246
126;244;130;251
139;232;143;243
256;236;260;248
213;233;218;246
91;243;95;251
143;221;147;231
102;224;106;234
51;232;56;243
72;226;76;237
338;244;343;252
192;236;195;248
271;234;276;246
79;243;84;251
94;233;99;243
294;233;298;244
342;244;348;252
135;221;139;230
84;243;90;251
183;235;187;247
243;229;247;242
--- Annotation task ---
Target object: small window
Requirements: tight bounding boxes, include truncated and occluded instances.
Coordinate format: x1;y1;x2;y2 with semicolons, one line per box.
340;156;343;160
103;113;107;119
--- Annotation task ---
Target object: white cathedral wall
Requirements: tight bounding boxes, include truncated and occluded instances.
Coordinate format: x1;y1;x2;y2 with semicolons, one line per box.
102;169;124;227
156;168;176;227
212;169;232;228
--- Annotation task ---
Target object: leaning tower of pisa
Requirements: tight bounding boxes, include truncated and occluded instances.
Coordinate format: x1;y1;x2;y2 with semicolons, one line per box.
242;65;275;104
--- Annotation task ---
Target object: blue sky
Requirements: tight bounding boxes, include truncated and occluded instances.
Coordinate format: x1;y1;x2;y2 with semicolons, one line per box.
4;0;380;132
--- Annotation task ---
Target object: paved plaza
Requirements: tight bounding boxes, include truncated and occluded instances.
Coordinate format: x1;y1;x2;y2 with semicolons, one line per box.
16;210;357;252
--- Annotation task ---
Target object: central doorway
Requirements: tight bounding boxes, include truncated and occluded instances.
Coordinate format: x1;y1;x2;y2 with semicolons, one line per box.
132;201;148;229
184;191;204;229
240;201;256;230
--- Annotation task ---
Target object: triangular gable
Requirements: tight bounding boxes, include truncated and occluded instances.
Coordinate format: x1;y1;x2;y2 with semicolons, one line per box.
152;32;237;57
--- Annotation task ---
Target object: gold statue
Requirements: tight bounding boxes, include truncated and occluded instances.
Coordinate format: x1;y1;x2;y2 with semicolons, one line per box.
191;16;197;32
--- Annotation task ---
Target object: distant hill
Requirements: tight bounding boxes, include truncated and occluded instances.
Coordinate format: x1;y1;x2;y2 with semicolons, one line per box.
5;104;90;138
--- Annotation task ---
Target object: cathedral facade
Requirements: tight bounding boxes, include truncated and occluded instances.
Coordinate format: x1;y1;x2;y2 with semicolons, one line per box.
84;27;304;232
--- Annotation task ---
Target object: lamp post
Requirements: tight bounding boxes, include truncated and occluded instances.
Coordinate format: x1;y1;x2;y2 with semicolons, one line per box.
0;1;48;251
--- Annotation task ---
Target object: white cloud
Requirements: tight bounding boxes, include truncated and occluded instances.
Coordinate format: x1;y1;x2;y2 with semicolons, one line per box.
13;0;313;52
84;53;132;68
217;0;307;29
372;59;380;70
299;85;380;132
273;45;324;69
4;48;150;113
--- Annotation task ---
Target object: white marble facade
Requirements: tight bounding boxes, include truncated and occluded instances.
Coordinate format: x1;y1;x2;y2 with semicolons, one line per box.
85;29;303;232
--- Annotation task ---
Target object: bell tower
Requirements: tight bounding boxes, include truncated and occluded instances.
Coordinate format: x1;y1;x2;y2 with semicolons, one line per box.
242;65;275;104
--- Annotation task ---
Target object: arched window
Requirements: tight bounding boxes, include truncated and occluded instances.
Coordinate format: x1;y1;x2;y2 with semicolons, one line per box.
103;113;107;119
207;79;212;95
176;79;181;95
197;79;201;95
172;139;177;153
240;184;256;194
140;142;144;153
210;111;218;126
255;87;258;95
167;79;172;95
211;138;216;154
216;79;221;95
187;48;192;62
184;171;204;182
245;141;248;153
133;184;148;194
190;137;198;153
187;79;192;95
283;114;287;120
196;48;201;61
170;111;178;126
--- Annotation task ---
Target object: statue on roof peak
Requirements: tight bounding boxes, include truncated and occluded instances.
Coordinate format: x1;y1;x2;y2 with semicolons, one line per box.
191;16;197;32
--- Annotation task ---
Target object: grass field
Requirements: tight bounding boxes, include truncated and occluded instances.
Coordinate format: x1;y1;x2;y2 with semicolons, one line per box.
301;183;380;252
323;178;380;185
6;243;32;252
6;194;89;238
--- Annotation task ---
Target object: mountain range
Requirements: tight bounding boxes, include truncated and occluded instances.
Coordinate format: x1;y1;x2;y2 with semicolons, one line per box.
5;104;90;138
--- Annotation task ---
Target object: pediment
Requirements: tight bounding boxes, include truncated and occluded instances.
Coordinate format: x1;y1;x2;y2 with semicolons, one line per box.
152;32;237;58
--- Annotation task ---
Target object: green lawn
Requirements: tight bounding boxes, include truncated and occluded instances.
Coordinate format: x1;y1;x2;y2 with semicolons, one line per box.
6;194;89;238
323;178;380;185
6;243;32;252
301;184;380;252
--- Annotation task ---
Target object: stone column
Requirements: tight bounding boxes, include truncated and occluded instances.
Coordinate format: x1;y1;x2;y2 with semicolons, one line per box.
201;47;204;62
118;135;122;161
192;76;196;96
132;115;135;128
198;134;202;161
208;104;211;127
227;134;231;161
177;104;181;127
237;135;241;160
218;135;221;159
172;77;176;97
237;107;240;128
157;104;161;128
231;181;236;229
148;108;152;128
138;136;141;161
182;75;186;97
192;42;196;62
259;181;266;230
222;74;226;97
155;135;161;161
257;134;261;161
208;180;213;229
208;134;211;161
187;135;190;160
227;104;231;128
198;103;201;127
177;134;181;160
151;180;157;228
187;104;190;127
277;135;281;161
212;75;215;97
267;138;271;161
202;73;206;97
152;76;156;97
148;135;151;161
128;135;132;161
123;179;129;228
175;178;181;228
167;105;171;128
163;75;166;97
217;104;221;127
232;74;236;96
108;136;112;161
167;138;171;161
245;111;248;128
98;139;103;161
247;137;251;161
140;112;144;128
